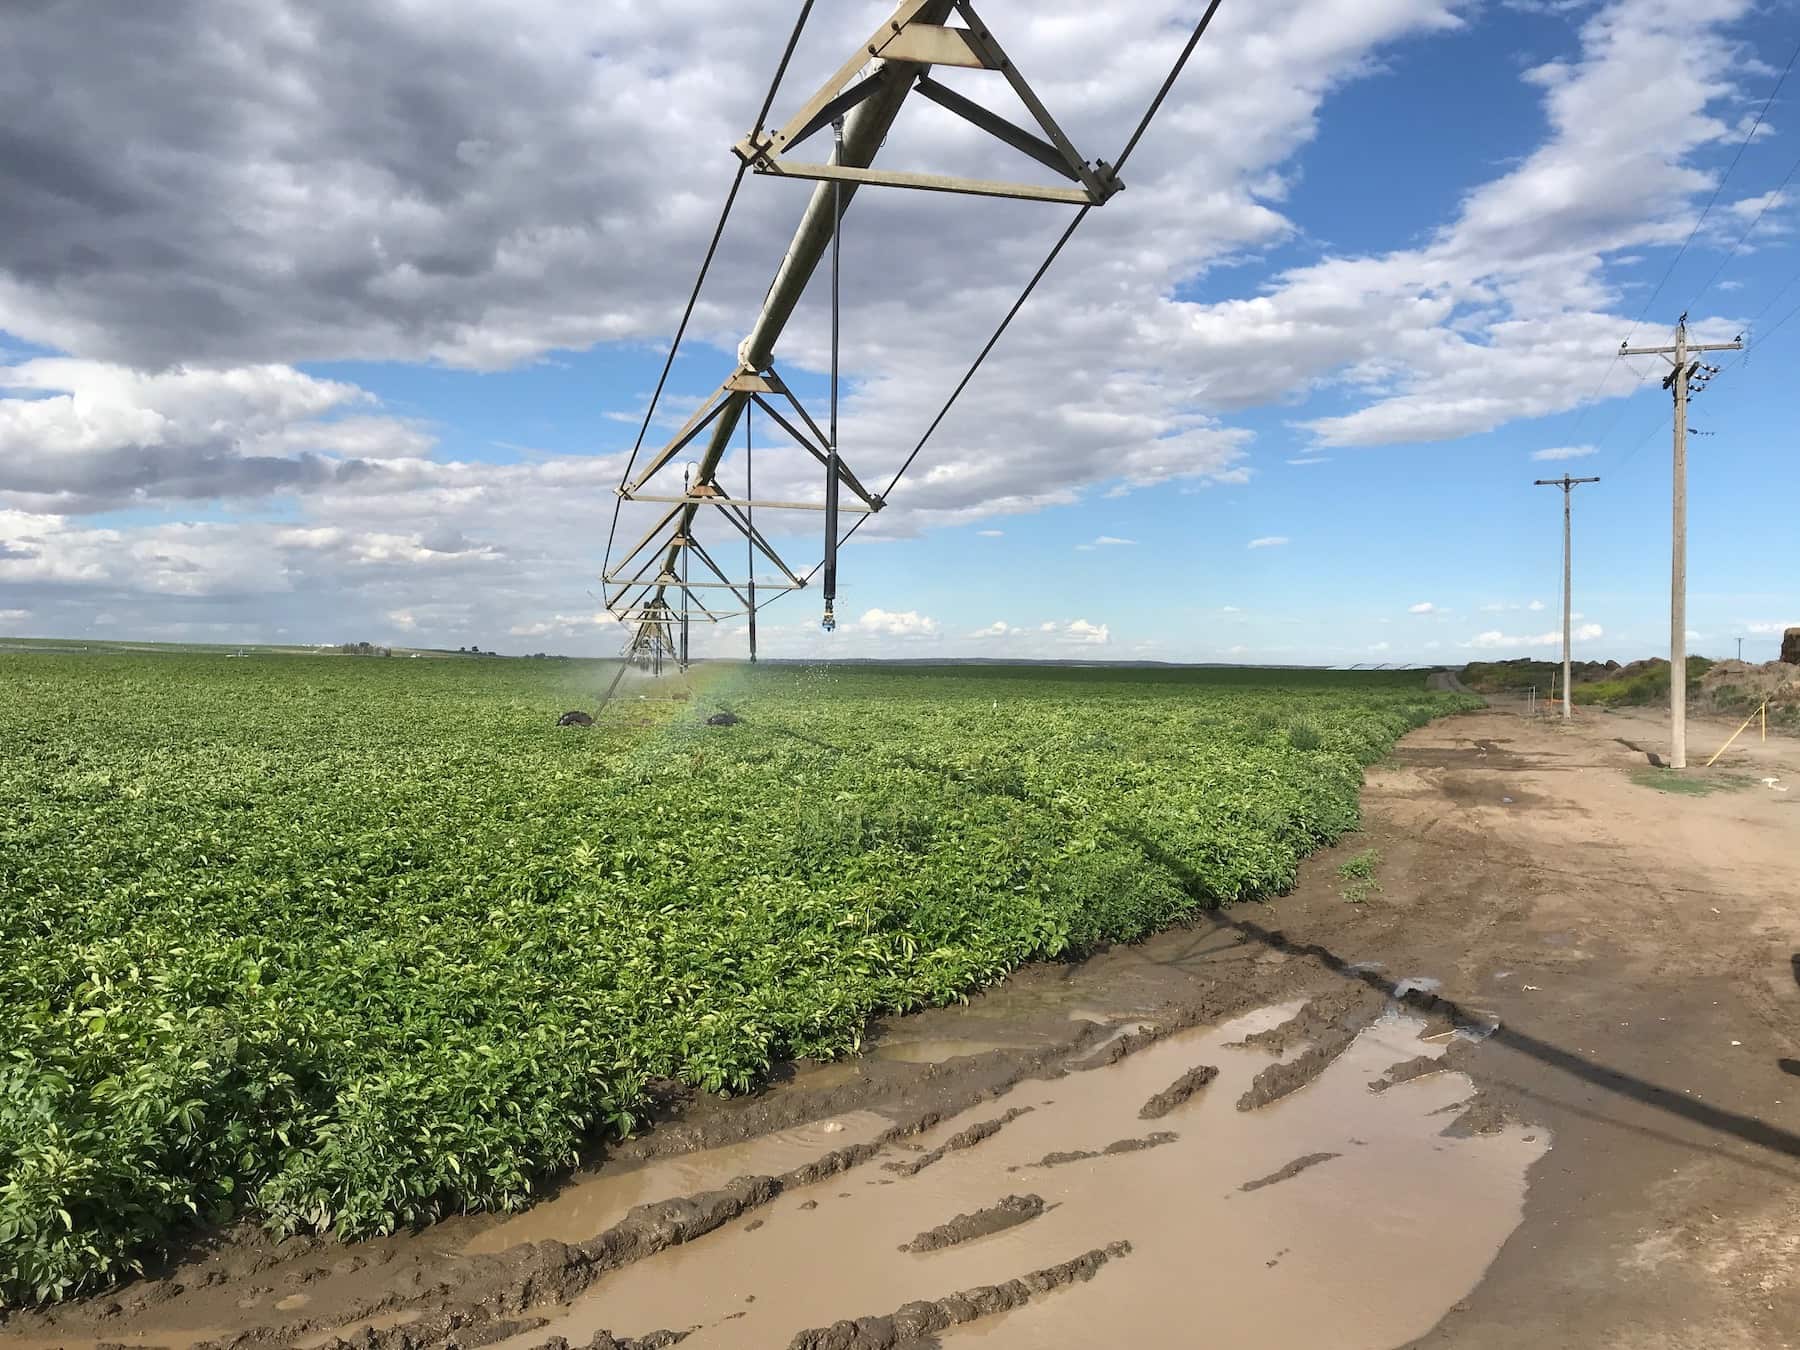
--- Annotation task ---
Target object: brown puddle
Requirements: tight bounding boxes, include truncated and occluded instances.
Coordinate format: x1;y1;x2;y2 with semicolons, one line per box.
460;1112;893;1256
484;1001;1548;1349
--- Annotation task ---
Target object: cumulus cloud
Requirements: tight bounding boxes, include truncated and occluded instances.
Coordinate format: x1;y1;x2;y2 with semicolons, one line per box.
854;607;938;638
971;617;1109;649
0;0;1770;650
1465;621;1602;650
0;359;432;512
1247;536;1289;549
1408;601;1437;613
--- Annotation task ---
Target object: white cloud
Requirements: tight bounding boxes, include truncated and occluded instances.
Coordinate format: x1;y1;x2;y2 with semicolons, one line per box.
969;620;1022;639
965;616;1110;651
976;530;1004;538
508;611;625;639
1465;622;1602;650
387;610;418;631
1408;602;1437;614
1094;536;1135;546
1369;641;1391;652
1221;605;1242;614
1530;445;1599;462
1247;536;1289;549
0;359;433;511
1286;456;1332;465
0;0;1769;652
1528;600;1546;612
854;607;938;638
1746;620;1797;635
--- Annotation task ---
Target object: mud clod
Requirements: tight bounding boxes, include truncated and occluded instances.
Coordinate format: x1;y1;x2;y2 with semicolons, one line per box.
785;1242;1131;1349
1442;1093;1514;1137
1370;1054;1443;1092
1138;1064;1219;1119
881;1107;1033;1178
1239;1152;1340;1192
899;1195;1046;1253
1231;985;1388;1110
1024;1131;1179;1170
1069;1025;1164;1071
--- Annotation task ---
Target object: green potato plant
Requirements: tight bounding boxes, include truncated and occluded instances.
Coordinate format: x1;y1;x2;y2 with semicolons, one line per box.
0;654;1475;1303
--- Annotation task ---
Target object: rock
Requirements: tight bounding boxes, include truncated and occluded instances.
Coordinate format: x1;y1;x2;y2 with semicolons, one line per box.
1782;627;1800;665
557;711;594;727
706;711;741;726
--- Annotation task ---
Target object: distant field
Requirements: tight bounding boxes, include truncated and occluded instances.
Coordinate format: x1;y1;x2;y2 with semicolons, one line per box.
0;653;1475;1303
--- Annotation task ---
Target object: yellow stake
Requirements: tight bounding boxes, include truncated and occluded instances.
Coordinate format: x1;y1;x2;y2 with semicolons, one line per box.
1705;698;1771;769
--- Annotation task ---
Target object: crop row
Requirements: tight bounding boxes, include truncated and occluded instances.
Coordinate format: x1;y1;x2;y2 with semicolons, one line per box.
0;655;1475;1303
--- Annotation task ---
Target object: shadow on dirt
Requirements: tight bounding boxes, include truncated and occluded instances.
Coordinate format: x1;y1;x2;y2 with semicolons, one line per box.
765;722;1800;1174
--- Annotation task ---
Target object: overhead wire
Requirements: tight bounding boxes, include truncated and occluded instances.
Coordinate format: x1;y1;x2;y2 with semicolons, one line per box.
638;0;1227;634
1624;33;1797;343
599;1;816;589
1570;33;1799;457
1681;35;1800;314
804;0;1229;577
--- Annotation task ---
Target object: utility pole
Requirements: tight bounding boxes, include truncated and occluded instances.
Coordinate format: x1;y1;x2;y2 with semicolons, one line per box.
1534;473;1600;721
1621;315;1741;768
1736;636;1743;662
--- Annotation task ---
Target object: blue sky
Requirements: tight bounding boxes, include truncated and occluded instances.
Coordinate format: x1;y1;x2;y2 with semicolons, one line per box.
1;0;1797;663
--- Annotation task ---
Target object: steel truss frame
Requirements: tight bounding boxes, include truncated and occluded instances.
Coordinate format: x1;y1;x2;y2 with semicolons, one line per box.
608;0;1120;664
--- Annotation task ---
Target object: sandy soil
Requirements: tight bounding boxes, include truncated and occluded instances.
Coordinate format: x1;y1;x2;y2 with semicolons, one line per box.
1;700;1795;1349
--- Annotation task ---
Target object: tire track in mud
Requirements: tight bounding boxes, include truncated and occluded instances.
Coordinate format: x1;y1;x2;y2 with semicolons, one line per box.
18;962;1542;1350
781;1242;1132;1350
1239;1152;1340;1192
899;1196;1046;1253
1014;1131;1179;1171
882;1108;1034;1178
177;1005;1222;1350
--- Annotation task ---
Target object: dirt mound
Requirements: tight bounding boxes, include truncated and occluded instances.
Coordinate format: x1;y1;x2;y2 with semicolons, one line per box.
1695;660;1800;716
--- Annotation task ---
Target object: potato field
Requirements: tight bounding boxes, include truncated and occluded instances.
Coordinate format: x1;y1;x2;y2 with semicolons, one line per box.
0;653;1474;1304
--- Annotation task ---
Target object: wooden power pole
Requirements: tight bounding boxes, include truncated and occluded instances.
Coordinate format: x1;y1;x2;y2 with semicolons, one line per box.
1534;473;1600;721
1620;315;1741;768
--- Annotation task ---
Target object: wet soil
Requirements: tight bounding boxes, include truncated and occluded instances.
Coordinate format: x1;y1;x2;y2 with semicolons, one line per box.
899;1196;1046;1253
3;703;1796;1347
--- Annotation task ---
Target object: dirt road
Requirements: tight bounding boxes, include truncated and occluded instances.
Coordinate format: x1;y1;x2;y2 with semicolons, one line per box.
2;702;1795;1348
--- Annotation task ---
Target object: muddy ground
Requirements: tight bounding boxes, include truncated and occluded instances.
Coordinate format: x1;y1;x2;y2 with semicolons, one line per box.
1;700;1795;1349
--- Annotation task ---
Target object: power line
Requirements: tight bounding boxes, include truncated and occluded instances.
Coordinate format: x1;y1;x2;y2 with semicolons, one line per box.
1627;34;1799;342
1687;151;1800;310
598;2;816;593
821;0;1226;567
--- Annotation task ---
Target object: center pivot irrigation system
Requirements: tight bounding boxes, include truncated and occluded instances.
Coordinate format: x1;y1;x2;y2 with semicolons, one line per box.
599;0;1225;673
